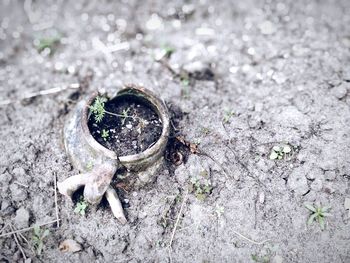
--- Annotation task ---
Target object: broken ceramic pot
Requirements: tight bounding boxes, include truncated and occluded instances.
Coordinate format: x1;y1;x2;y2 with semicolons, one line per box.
58;84;170;224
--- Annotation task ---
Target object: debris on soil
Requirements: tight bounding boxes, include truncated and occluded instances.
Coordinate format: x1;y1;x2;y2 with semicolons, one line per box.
175;136;199;154
59;239;82;253
182;61;215;81
88;95;162;156
344;198;350;217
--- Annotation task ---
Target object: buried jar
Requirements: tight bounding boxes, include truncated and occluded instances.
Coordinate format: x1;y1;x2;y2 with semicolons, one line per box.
58;85;170;224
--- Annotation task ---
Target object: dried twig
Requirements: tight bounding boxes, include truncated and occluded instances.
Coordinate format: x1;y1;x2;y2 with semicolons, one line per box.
18;232;35;254
0;223;9;234
0;219;60;238
168;190;188;248
14;182;29;188
0;83;80;106
231;229;270;245
53;172;60;228
10;224;27;260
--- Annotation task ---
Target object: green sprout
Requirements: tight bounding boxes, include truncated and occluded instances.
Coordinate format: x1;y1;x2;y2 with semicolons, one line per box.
162;45;176;58
32;226;50;256
223;110;235;124
269;145;291;160
101;129;110;141
89;96;107;123
35;36;61;54
305;203;332;230
251;254;270;263
74;199;88;216
180;77;190;99
120;108;131;125
86;160;94;171
189;177;212;201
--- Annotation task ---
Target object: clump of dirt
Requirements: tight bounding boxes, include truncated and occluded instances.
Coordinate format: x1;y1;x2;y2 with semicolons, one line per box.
88;95;162;156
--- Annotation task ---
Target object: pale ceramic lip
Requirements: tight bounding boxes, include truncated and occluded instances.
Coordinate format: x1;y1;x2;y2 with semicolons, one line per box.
81;84;171;165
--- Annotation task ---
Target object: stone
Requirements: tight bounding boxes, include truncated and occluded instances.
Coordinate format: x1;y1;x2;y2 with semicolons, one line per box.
331;84;347;99
12;167;26;177
310;178;323;192
10;184;27;202
14;207;30;228
288;168;309;195
272;255;283;263
259;192;265;204
324;170;336;181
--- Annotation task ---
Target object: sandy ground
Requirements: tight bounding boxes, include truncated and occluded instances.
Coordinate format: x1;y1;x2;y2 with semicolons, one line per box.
1;0;350;262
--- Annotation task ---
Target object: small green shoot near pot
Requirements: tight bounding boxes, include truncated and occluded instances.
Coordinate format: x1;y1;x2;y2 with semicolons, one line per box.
75;199;88;216
101;129;110;141
86;160;94;171
305;203;332;230
32;226;50;255
189;177;212;201
90;96;107;123
223;110;234;124
269;145;291;160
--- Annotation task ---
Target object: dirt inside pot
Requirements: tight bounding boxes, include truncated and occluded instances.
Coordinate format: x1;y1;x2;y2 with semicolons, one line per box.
88;95;162;156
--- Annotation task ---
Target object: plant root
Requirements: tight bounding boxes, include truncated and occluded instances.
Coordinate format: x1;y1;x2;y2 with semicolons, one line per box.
57;163;116;204
105;186;127;224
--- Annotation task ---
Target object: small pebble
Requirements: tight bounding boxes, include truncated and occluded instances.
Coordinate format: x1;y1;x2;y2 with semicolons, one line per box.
14;207;30;228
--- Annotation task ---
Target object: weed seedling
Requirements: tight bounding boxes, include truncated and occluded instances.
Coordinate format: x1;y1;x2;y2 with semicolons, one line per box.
120;107;131;125
180;76;190;99
32;226;50;255
162;45;176;58
35;36;61;54
74;199;88;216
189;177;212;201
223;110;234;124
86;160;94;171
101;129;110;141
90;96;107;123
305;203;332;230
269;145;291;160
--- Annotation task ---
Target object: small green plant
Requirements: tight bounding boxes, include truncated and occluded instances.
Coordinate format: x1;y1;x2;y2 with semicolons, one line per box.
189;177;212;201
74;199;88;216
269;145;291;160
120;107;131;125
162;45;176;58
101;129;110;141
251;254;270;263
86;160;94;171
223;110;234;123
32;226;50;255
180;75;190;99
305;203;332;230
36;36;61;54
89;96;107;123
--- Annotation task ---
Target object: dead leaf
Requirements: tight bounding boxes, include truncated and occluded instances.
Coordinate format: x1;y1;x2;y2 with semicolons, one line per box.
59;239;82;253
176;136;199;154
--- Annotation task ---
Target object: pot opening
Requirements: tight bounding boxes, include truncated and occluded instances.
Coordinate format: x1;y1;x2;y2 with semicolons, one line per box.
87;93;163;157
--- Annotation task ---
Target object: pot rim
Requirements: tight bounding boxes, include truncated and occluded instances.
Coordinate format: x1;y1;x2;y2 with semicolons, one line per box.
81;84;170;163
